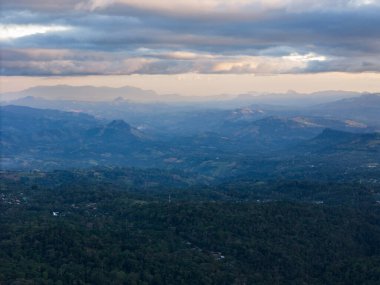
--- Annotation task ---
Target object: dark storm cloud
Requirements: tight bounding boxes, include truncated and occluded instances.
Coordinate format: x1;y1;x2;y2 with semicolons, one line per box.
1;0;380;75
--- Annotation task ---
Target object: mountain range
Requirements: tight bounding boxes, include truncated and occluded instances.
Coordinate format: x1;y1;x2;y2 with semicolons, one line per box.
1;85;368;107
4;92;380;136
1;94;379;181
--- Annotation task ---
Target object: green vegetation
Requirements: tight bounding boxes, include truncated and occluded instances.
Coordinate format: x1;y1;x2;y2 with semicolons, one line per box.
1;170;380;284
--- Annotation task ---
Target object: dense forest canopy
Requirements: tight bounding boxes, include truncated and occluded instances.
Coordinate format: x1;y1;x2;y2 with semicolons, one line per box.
1;169;380;284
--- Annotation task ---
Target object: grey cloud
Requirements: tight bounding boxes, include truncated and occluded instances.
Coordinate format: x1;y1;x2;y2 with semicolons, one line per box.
6;47;380;77
1;0;81;11
1;0;380;75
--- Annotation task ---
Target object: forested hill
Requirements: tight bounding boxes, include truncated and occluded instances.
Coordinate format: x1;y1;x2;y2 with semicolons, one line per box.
1;171;380;284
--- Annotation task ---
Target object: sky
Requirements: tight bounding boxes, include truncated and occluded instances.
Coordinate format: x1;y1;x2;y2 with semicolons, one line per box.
1;0;380;95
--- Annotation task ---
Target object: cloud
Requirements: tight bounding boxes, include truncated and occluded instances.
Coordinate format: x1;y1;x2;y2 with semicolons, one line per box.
1;48;332;75
1;0;80;11
3;0;380;17
1;0;380;75
81;0;380;14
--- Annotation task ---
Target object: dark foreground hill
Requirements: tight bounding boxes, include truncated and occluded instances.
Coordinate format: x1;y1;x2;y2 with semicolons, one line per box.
1;170;380;285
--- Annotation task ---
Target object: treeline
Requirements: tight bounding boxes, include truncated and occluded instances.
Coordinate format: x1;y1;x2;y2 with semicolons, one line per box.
1;168;380;205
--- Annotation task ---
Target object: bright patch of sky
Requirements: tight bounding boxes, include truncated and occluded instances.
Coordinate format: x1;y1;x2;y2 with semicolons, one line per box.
0;25;71;41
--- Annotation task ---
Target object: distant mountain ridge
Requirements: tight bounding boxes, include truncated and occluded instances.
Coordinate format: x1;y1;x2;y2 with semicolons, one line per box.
1;85;367;106
1;85;185;103
235;90;363;107
293;128;380;156
308;94;380;124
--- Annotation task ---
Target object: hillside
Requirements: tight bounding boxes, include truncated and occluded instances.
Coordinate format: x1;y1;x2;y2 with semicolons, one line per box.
310;94;380;125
